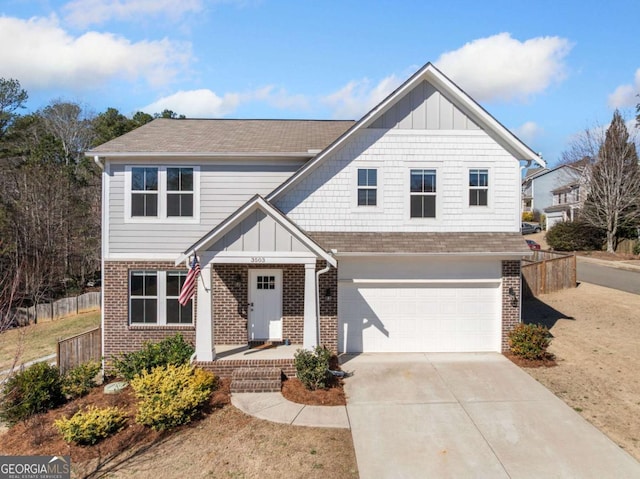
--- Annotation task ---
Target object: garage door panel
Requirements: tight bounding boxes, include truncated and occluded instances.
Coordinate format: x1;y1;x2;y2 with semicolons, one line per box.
339;282;501;353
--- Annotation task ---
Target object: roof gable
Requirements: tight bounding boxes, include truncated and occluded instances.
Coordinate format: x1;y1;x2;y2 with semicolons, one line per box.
176;195;336;267
269;62;545;201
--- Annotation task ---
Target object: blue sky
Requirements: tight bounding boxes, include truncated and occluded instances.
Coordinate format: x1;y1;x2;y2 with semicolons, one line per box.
1;0;639;165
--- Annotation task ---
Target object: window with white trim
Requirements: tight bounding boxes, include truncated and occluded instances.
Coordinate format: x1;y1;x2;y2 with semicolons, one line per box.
131;167;158;217
129;271;193;325
125;166;199;221
357;168;377;206
469;169;488;206
410;169;436;218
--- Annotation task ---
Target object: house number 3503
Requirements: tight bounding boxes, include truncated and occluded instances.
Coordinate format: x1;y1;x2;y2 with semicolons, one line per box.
251;257;266;263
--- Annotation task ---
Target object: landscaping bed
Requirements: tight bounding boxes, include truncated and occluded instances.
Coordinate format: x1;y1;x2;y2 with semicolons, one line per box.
522;282;640;461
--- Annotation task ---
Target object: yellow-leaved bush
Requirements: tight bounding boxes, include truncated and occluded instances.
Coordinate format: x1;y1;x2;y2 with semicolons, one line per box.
130;364;217;431
55;406;127;445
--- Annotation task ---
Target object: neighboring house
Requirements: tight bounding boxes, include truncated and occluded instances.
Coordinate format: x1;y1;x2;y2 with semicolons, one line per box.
521;162;585;229
87;63;545;375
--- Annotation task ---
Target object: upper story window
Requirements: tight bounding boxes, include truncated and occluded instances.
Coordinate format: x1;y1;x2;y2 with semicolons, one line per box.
167;168;194;217
125;166;199;222
130;270;193;325
131;168;158;216
410;169;436;218
469;169;488;206
357;168;377;206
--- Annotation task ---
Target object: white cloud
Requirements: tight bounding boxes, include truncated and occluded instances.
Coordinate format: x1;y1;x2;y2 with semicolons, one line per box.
514;121;544;144
323;74;401;119
608;68;640;108
0;15;191;91
140;89;240;117
63;0;204;28
435;33;572;102
139;86;309;117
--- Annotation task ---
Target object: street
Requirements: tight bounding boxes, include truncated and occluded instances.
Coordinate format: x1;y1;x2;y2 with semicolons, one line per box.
577;258;640;295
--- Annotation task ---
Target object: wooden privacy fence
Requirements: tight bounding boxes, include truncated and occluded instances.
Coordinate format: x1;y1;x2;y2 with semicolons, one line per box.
57;327;101;375
13;292;101;326
522;251;577;299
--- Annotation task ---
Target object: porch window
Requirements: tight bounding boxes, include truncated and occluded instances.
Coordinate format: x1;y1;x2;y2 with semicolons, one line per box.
130;271;158;323
357;168;377;206
129;270;193;325
410;169;436;218
469;169;488;206
256;275;276;290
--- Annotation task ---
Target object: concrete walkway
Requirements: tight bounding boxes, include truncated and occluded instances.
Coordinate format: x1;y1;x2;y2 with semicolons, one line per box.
231;392;350;429
342;353;640;479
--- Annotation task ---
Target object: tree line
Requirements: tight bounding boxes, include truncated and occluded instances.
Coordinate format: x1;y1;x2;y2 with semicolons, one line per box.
0;77;183;318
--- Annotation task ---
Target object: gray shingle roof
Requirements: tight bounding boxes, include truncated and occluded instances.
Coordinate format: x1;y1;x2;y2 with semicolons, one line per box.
308;232;530;255
88;118;356;155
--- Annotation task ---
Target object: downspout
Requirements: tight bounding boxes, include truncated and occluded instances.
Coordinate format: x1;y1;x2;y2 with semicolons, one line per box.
94;155;105;171
94;156;105;375
315;262;332;347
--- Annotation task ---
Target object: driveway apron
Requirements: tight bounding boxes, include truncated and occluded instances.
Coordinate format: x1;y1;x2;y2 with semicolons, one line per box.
342;353;640;479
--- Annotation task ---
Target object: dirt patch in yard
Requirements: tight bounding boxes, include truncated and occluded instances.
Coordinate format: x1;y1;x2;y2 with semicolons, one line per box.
0;377;358;478
522;282;640;460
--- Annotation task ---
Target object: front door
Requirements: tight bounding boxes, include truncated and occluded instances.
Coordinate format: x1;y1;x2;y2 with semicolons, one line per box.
248;269;283;341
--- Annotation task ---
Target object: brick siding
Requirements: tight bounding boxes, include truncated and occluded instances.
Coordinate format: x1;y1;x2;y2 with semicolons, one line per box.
103;261;196;370
501;260;521;351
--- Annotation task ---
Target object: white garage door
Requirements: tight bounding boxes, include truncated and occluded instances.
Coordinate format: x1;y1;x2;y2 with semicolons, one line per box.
338;258;502;353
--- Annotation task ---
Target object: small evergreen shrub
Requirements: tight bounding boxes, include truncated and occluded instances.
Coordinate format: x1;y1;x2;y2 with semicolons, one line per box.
0;362;65;426
55;406;127;445
111;334;194;380
294;346;332;391
546;221;605;251
633;241;640;256
130;364;216;431
63;361;101;399
508;323;552;360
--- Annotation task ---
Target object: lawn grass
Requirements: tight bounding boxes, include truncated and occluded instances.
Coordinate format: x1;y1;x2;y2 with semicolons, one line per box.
0;311;101;373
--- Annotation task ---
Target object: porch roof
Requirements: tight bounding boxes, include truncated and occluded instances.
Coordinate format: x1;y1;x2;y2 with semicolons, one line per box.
308;232;531;256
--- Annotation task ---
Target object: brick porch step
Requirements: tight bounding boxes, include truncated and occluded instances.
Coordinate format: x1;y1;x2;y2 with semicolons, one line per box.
230;367;282;393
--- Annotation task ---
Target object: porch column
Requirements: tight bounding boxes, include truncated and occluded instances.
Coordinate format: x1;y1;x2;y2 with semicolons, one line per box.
195;264;215;361
303;262;318;349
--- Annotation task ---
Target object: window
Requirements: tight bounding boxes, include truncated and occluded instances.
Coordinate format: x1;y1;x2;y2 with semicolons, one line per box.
256;275;276;290
469;169;488;206
131;168;158;217
357;168;377;206
126;166;199;221
130;271;158;323
410;169;436;218
129;271;193;325
167;168;194;217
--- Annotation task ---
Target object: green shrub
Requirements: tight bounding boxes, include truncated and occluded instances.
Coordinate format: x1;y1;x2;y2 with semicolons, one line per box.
55;406;127;445
546;221;605;251
0;362;65;426
130;364;216;431
508;323;552;360
633;241;640;256
62;361;101;399
111;334;194;380
294;346;332;391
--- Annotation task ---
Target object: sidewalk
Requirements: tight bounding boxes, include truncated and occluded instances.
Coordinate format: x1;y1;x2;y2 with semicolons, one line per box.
231;392;350;429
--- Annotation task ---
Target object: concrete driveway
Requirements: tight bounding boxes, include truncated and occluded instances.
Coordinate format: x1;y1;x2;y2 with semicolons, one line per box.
342;353;640;479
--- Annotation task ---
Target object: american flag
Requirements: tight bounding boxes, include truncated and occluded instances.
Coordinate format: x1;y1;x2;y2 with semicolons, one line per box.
178;255;200;306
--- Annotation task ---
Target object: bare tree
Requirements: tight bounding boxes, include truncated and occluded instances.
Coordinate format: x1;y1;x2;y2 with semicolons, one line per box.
563;110;640;252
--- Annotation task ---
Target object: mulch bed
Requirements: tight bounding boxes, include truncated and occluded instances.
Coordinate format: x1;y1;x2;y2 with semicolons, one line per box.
281;377;346;406
504;352;557;368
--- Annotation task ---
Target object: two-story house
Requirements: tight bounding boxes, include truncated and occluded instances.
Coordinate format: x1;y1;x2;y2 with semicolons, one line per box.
88;63;545;375
521;161;586;230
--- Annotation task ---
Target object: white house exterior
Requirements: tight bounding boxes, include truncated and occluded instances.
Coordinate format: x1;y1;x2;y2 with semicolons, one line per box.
89;63;545;375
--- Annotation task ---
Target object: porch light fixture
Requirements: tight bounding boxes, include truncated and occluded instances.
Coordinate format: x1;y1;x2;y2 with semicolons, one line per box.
508;287;518;307
234;274;242;288
325;288;332;300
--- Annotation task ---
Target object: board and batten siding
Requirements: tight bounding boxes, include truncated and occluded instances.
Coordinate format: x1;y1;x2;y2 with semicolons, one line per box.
275;128;521;232
107;161;303;256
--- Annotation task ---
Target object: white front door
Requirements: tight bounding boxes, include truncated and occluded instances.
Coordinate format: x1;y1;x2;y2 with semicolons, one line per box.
248;269;283;341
